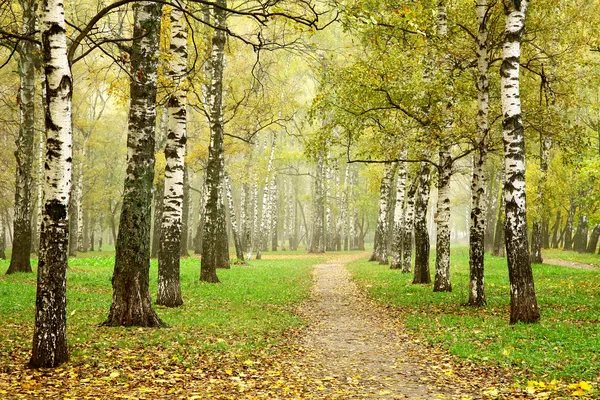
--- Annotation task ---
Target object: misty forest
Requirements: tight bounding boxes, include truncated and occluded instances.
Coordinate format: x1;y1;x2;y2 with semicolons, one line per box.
1;0;599;398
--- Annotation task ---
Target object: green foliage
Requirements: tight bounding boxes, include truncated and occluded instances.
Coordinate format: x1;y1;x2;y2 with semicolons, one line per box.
347;246;600;383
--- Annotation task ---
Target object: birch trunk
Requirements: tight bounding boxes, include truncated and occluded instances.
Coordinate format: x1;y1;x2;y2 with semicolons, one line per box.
309;150;325;253
151;180;164;258
531;136;550;263
563;198;575;250
341;165;350;251
225;173;245;261
68;169;79;257
501;0;539;324
180;165;190;256
434;148;452;292
270;177;278;252
0;216;6;259
201;0;228;281
468;0;490;306
413;161;431;284
573;214;588;253
104;2;164;327
29;0;72;367
586;224;600;253
257;134;277;258
390;159;407;269
402;177;418;273
157;1;188;307
7;0;37;274
550;210;561;248
369;162;397;264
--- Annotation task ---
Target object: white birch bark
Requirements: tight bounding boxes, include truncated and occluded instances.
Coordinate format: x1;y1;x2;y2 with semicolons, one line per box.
433;147;453;292
224;173;244;261
157;0;188;307
390;156;407;269
501;0;539;324
309;150;325;253
369;162;397;264
468;0;490;306
30;0;72;368
413;159;432;284
402;177;418;273
105;1;164;326
7;0;37;273
257;133;277;258
270;176;278;251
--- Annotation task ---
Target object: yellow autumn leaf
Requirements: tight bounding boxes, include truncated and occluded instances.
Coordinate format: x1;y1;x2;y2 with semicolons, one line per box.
109;371;120;379
579;381;592;391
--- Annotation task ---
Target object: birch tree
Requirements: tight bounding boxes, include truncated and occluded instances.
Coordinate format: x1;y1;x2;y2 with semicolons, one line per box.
6;0;37;274
201;0;228;281
257;133;277;259
104;1;164;327
500;0;539;324
29;0;72;368
468;0;491;307
413;160;432;284
157;1;188;307
390;158;407;269
309;149;325;253
369;162;397;264
224;172;245;261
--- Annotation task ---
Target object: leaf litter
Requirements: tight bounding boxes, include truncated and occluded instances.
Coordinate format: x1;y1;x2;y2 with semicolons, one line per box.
0;252;597;398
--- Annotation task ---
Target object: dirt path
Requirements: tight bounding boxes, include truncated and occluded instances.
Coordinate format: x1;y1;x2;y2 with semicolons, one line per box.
298;253;477;399
543;258;600;270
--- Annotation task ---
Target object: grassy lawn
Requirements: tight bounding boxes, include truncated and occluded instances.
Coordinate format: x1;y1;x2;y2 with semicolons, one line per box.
347;246;600;392
542;248;600;267
0;252;323;397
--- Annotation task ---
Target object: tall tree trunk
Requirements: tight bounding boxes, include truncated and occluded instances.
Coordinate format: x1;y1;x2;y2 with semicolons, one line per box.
309;150;325;253
151;180;164;258
402;177;418;273
413;161;432;284
550;210;561;249
75;141;86;252
157;1;188;308
468;0;489;306
29;0;72;367
390;159;407;269
572;214;588;253
434;148;453;292
492;186;505;257
341;165;350;251
103;2;164;327
500;0;539;324
7;0;37;274
68;176;79;257
0;216;6;259
270;177;278;252
563;199;575;250
369;162;397;264
179;165;190;257
531;135;551;263
257;134;277;258
200;0;228;281
225;173;245;261
193;178;206;255
586;224;600;254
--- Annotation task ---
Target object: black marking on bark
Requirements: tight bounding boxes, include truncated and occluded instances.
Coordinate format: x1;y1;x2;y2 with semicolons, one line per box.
45;200;67;221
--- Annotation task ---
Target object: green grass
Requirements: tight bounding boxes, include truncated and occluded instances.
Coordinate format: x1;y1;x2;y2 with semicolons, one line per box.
542;248;600;267
347;246;600;383
0;253;323;369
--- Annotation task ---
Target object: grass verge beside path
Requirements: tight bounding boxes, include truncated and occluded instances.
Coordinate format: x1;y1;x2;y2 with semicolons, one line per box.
0;253;323;398
542;248;600;268
348;246;600;397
